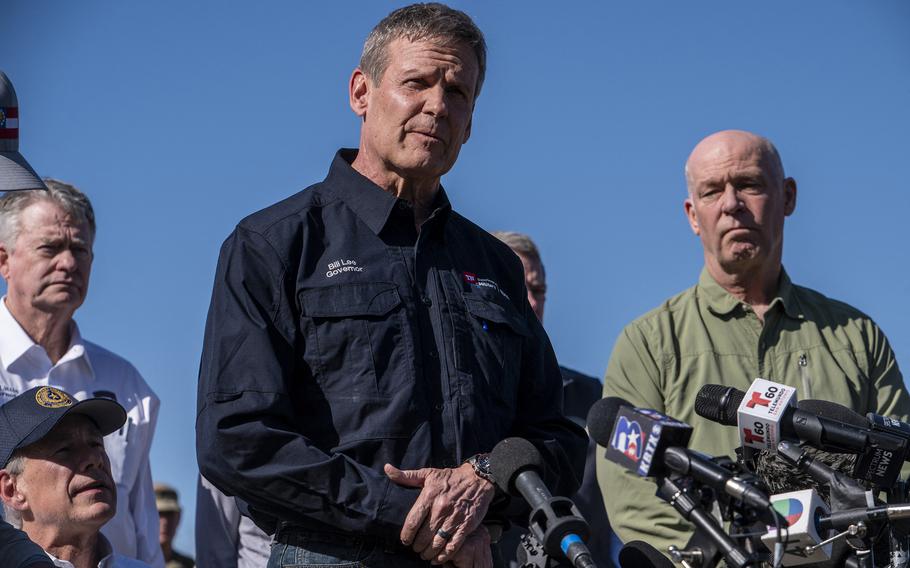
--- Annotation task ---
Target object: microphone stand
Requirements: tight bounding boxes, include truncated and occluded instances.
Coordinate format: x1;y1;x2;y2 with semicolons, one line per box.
657;477;753;568
777;441;879;567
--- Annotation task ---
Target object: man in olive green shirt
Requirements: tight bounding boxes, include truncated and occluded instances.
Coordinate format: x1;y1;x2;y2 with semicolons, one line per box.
598;129;910;554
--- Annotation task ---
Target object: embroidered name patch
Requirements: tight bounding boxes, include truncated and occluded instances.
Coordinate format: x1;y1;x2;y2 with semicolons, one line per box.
326;259;364;278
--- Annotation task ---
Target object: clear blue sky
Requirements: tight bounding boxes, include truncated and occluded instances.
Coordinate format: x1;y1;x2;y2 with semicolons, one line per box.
3;0;909;555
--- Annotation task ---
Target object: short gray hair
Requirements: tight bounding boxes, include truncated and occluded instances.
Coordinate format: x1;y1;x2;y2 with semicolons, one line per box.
0;178;96;251
1;453;26;529
492;231;542;264
360;3;487;99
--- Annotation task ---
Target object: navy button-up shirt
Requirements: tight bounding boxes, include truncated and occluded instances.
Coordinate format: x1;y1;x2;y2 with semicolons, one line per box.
196;149;587;538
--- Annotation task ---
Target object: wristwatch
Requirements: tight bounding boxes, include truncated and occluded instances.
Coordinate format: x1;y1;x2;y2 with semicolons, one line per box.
465;453;494;484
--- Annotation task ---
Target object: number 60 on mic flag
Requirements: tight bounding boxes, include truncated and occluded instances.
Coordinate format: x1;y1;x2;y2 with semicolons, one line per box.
738;378;798;452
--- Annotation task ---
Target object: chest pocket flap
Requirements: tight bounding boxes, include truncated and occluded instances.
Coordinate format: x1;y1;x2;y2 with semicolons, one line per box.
300;282;401;317
463;292;531;337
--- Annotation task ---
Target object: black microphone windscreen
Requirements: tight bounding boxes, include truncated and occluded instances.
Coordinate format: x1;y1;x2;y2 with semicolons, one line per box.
586;396;632;447
489;437;544;494
619;540;675;568
797;399;869;428
694;384;743;425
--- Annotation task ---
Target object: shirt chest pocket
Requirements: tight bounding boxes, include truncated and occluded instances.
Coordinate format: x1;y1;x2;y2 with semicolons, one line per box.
461;292;531;400
299;282;411;399
103;416;137;489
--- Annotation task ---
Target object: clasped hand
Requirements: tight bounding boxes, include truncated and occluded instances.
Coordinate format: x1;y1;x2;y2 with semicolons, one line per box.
385;462;495;567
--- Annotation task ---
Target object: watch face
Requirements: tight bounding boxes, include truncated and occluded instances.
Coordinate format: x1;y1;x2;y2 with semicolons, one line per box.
471;454;493;482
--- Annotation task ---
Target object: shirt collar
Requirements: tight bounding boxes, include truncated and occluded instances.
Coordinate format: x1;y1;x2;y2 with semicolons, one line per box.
0;297;37;370
0;297;93;377
46;534;114;568
325;148;453;236
699;266;802;320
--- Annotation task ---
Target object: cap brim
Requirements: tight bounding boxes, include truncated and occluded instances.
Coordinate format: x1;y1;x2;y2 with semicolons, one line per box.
0;397;126;468
156;500;181;513
0;151;46;191
12;398;127;456
66;398;128;437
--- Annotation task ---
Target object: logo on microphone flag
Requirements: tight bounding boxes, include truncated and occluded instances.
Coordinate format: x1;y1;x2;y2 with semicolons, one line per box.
772;498;804;527
611;416;644;461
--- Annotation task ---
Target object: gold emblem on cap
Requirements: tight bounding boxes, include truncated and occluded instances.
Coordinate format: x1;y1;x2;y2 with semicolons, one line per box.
35;386;73;408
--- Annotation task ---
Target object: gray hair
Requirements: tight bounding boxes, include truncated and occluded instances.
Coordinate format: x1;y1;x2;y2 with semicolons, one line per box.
492;231;542;264
1;453;26;529
360;3;487;99
0;178;96;251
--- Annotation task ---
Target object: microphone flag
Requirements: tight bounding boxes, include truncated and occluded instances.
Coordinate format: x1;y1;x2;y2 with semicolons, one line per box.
760;489;833;566
738;378;797;453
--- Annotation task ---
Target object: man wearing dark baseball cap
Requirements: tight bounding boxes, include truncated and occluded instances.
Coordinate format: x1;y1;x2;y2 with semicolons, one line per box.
0;386;149;567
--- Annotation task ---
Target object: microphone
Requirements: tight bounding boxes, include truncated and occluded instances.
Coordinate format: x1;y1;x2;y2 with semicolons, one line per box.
759;489;833;566
590;397;772;514
776;440;871;511
867;412;910;440
662;446;772;513
618;541;675;568
490;438;597;568
586;397;631;451
588;397;693;477
754;445;859;505
695;380;908;487
820;504;910;531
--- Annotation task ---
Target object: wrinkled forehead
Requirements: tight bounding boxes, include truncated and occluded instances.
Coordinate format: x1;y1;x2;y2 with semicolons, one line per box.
18;199;93;239
390;37;477;70
687;137;780;185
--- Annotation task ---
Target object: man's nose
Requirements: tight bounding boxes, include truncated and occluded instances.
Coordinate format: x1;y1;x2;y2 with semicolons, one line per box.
720;185;743;214
81;444;107;471
55;250;78;272
423;84;449;118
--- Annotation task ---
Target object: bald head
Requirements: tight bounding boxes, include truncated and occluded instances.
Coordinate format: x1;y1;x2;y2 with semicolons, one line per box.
685;130;785;194
682;129;797;282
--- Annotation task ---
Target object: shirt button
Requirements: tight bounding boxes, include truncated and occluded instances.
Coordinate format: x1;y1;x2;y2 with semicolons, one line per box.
428;349;438;359
434;402;444;411
421;296;432;307
442;459;455;468
397;201;410;210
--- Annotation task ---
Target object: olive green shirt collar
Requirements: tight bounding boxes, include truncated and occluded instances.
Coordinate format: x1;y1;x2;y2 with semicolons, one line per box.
698;266;803;320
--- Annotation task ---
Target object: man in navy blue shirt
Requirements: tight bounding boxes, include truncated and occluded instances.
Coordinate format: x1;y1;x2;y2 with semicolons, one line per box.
196;4;586;568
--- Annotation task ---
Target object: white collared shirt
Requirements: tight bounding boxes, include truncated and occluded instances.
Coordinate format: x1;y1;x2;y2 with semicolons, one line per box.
45;534;151;568
0;299;164;568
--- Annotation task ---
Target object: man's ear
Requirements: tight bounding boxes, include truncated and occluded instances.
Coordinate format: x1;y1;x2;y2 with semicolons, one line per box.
783;177;797;216
349;68;370;118
684;196;700;236
0;243;10;282
0;470;27;511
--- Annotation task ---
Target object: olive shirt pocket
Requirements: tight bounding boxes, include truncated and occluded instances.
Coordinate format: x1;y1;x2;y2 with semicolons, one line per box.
298;282;410;399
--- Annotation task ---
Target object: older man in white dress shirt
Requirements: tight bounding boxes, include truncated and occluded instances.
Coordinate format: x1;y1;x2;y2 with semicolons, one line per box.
0;179;162;567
